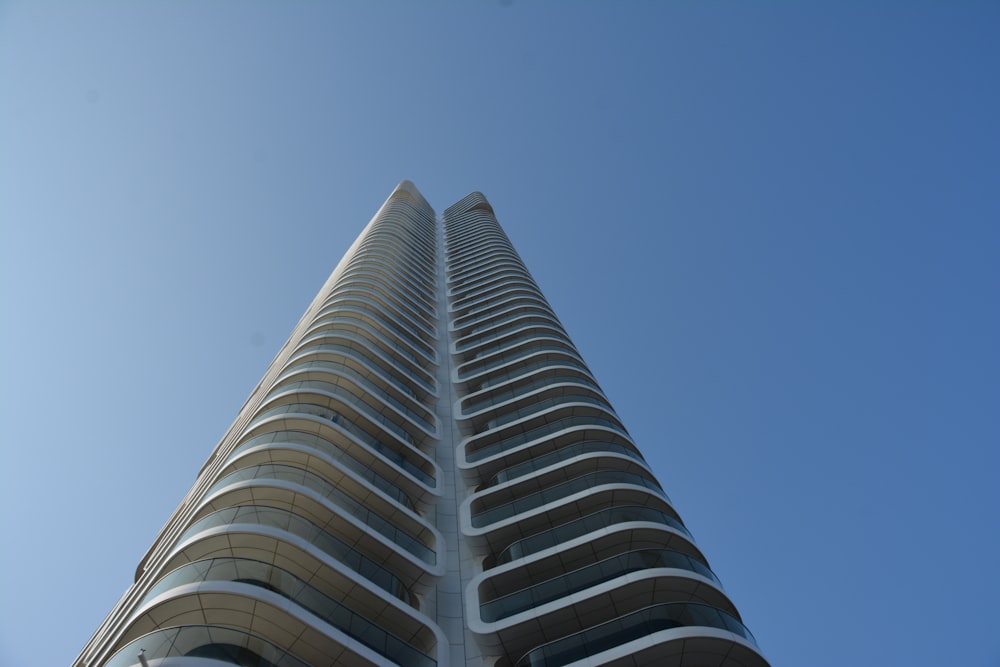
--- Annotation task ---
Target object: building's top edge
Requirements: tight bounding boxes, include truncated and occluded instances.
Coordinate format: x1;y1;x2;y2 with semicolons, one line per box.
444;191;495;217
389;182;497;218
390;180;433;211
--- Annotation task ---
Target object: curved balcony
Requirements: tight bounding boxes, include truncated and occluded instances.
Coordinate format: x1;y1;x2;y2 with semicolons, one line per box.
455;312;561;351
320;293;435;346
333;276;436;334
277;359;434;430
353;242;434;290
445;235;514;262
465;414;630;464
480;393;613;433
445;213;503;235
351;223;429;249
268;378;434;440
448;251;524;278
295;328;435;392
452;275;539;311
356;239;426;266
357;226;433;251
496;505;692;566
481;549;720;623
339;264;435;314
353;230;433;263
445;229;513;253
453;302;552;338
448;260;530;291
321;280;431;326
455;303;554;338
259;384;419;447
513;602;762;667
344;255;434;301
486;441;645;487
472;356;592;393
340;266;436;319
246;403;434;486
336;268;437;314
142;558;437;667
371;204;434;230
452;291;548;329
307;308;435;362
467;327;572;363
451;261;521;288
229;431;417;511
178;505;414;604
452;286;546;321
448;247;524;276
291;339;432;397
104;625;309;667
471;470;666;528
457;341;580;382
462;373;601;417
447;244;519;269
446;234;513;264
206;464;436;564
374;205;434;235
447;262;534;292
305;306;434;367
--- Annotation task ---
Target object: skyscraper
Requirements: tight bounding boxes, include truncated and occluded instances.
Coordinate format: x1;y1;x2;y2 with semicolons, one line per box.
76;182;769;667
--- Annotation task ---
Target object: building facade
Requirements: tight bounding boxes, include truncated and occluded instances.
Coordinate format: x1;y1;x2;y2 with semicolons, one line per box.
76;182;769;667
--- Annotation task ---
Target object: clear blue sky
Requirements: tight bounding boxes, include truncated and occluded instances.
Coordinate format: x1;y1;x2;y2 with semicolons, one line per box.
1;2;998;666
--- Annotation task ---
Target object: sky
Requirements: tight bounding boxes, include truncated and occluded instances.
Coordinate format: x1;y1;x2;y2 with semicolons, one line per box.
1;2;998;666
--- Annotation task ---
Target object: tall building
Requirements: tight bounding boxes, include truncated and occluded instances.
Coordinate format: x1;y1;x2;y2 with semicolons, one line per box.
76;182;769;667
